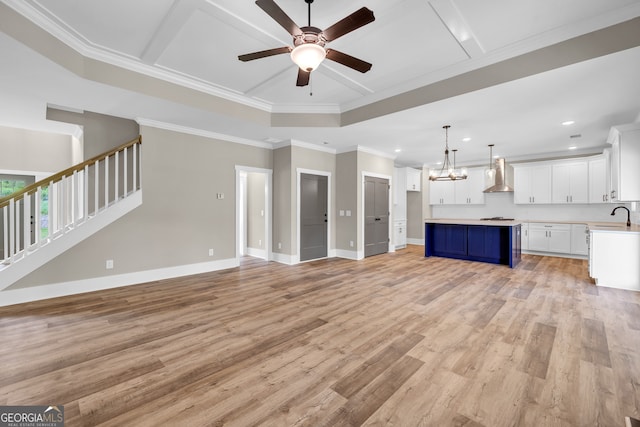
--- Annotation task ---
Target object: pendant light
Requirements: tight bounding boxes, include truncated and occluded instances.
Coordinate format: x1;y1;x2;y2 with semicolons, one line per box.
429;125;468;181
484;144;496;187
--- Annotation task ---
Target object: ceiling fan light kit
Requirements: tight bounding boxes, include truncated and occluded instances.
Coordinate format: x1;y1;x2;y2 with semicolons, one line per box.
239;0;375;87
291;42;326;72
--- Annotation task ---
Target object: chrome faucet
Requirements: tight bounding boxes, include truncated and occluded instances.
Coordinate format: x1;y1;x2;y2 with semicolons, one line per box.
610;206;631;227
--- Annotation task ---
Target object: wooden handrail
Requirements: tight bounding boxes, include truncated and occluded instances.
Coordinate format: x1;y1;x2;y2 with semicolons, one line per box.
0;136;142;208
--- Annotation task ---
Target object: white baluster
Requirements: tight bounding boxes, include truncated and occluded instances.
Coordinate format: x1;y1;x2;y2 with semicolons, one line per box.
95;159;100;213
34;187;41;247
133;143;138;191
124;146;128;197
2;205;9;262
105;155;109;208
115;151;119;202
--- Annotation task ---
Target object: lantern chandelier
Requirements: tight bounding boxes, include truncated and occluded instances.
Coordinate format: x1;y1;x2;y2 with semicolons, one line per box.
429;125;468;181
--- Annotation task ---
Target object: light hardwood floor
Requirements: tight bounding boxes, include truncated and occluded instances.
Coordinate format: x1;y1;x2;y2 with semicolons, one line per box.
1;245;639;426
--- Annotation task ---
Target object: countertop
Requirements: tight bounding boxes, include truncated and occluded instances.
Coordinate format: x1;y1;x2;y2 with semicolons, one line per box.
424;218;640;233
424;218;522;226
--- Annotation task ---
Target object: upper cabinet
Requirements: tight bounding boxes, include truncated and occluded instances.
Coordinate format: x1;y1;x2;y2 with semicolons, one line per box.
430;167;485;205
551;160;588;204
406;168;421;192
514;164;552;204
454;168;486;205
608;124;640;202
429;179;455;205
588;153;610;203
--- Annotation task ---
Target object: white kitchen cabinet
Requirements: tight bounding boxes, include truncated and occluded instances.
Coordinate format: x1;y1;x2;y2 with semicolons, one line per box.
521;223;529;251
608;124;640;202
429;180;455;205
552;161;588;204
514;164;552;204
588;153;610;203
454;168;485;205
528;223;571;253
406;168;421;192
394;220;407;249
571;224;588;256
590;229;640;290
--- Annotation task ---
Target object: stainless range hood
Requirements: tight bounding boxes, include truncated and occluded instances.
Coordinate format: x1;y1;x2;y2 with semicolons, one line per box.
483;158;514;193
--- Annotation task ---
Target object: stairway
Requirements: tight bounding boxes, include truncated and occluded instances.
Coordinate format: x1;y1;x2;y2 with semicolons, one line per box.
0;137;142;290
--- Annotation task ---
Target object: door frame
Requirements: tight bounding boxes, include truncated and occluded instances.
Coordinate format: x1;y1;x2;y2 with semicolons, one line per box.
361;171;393;259
235;165;272;262
297;168;332;263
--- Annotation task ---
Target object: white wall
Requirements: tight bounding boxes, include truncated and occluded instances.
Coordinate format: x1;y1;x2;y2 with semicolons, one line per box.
431;192;634;224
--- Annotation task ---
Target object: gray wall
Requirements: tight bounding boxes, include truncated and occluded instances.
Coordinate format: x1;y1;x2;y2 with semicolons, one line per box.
357;151;394;251
273;144;337;257
407;191;423;239
336;151;358;252
273;146;292;255
0;125;73;173
46;108;139;159
9;125;272;288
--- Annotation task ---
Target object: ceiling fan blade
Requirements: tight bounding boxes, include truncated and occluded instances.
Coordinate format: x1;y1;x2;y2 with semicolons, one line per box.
238;46;291;62
325;49;372;73
255;0;302;36
322;7;375;42
296;68;310;87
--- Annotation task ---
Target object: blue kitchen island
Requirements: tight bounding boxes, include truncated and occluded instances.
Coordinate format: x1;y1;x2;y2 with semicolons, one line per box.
425;219;522;268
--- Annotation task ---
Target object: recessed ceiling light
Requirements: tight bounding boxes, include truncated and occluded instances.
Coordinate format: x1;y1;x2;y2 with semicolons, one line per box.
462;137;471;142
568;146;578;150
394;148;401;153
436;161;443;165
562;120;575;126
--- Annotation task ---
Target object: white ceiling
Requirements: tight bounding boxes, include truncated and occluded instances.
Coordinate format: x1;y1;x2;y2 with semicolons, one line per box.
1;0;639;167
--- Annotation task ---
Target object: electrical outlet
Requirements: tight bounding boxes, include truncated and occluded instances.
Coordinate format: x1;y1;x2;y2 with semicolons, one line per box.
106;259;114;269
208;248;214;256
349;241;354;247
278;242;282;249
258;239;262;247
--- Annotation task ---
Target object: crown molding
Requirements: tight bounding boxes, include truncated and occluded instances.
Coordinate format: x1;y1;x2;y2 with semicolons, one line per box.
273;139;337;154
136;118;273;149
337;145;396;160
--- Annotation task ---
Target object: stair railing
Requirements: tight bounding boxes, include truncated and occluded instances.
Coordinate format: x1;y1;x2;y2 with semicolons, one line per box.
0;136;142;267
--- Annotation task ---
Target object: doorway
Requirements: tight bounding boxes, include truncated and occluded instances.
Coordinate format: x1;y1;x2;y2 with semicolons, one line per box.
299;173;328;261
236;166;272;262
364;175;390;257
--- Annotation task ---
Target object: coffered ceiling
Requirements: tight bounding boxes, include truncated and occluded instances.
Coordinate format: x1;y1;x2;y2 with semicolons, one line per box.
1;0;639;167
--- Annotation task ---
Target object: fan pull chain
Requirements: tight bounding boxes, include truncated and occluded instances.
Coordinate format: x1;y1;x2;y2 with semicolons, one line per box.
309;73;313;96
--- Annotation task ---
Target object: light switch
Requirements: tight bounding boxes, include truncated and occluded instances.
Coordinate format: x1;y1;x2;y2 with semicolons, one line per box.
346;210;352;217
339;210;345;216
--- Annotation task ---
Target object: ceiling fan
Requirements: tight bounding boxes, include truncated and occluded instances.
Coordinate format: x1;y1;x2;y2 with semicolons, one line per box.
238;0;375;87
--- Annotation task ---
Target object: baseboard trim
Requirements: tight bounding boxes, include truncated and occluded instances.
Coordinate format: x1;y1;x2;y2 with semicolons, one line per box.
522;250;587;260
246;247;267;260
406;238;424;245
335;249;362;260
0;257;239;307
272;252;296;265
